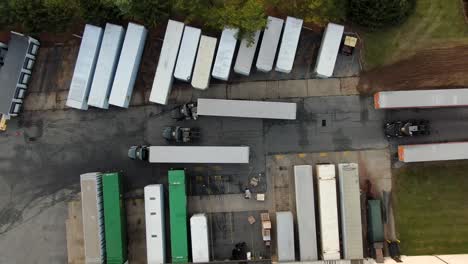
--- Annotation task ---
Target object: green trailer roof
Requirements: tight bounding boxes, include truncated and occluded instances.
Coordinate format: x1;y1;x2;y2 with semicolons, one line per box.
102;172;128;264
368;199;384;243
169;169;189;263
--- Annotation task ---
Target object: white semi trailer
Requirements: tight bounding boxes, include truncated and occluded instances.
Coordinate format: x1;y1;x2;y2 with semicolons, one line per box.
314;23;344;78
67;24;103;110
144;184;166;264
212;27;238;81
276;211;296;262
174;26;201;82
190;214;210;263
256;16;284;72
196;98;297;120
191;36;217;90
276;16;303;73
294;165;318;261
316;164;340;260
338;163;363;260
374;88;468;109
234;30;260;76
150;20;184;105
398;142;468;162
88;23;125;109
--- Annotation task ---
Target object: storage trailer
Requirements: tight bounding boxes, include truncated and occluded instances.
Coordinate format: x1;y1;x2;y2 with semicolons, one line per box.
313;23;344;78
67;24;103;110
150;20;184;105
398;142;468;162
212;27;238;81
196;98;297;120
256;16;284;72
108;22;147;108
294;165;318;261
338;163;363;260
276;16;303;73
368;199;384;243
102;172;128;264
190;214;210;263
374;88;468;109
144;184;166;264
191;36;217;90
276;211;295;262
174;26;201;81
169;170;189;263
88;23;125;109
316;164;340;260
147;146;249;164
80;172;105;264
233;30;260;76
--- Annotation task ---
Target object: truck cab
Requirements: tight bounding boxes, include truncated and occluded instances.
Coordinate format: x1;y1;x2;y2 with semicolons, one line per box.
128;145;149;161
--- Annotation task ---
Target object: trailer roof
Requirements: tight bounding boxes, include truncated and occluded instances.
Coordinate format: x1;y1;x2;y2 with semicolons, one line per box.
174;26;201;81
256;16;284;72
191;36;217;90
109;22;147;108
169;170;189;263
144;184;166;264
314;23;344;78
276;212;295;262
234;30;260;76
276;16;303;73
149;146;250;163
398;142;468;162
374;89;468;109
212;27;238;81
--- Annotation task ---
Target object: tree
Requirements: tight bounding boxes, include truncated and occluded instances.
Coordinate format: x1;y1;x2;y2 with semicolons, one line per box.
78;0;123;25
348;0;415;29
266;0;346;25
124;0;171;28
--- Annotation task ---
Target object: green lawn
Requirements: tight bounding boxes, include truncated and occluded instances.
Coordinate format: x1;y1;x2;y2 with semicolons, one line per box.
362;0;468;69
394;162;468;255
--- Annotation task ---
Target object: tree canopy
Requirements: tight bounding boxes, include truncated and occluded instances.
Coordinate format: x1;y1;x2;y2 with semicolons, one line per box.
348;0;415;29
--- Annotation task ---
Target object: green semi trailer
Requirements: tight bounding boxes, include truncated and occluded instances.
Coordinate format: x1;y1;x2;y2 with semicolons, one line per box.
169;169;189;263
102;172;128;264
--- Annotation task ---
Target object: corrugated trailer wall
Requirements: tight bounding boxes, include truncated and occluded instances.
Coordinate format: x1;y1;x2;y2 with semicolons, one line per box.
102;172;127;264
338;163;363;259
169;170;189;263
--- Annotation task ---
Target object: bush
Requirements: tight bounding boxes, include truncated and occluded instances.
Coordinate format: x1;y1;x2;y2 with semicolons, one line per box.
348;0;415;29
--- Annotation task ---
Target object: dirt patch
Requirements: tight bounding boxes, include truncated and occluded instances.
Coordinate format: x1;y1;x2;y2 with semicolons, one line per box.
358;45;468;94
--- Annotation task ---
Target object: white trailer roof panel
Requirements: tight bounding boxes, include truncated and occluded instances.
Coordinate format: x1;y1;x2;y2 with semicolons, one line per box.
144;184;166;264
174;26;201;81
276;211;295;262
234;30;260;76
398;142;468;162
276;16;303;73
190;214;210;263
88;23;124;109
256;16;284;72
66;24;103;110
192;36;217;90
150;20;184;105
212;27;238;80
294;165;318;261
109;22;147;108
314;23;344;78
80;172;105;264
338;163;363;259
197;98;296;120
374;89;468;109
316;164;340;260
149;146;249;163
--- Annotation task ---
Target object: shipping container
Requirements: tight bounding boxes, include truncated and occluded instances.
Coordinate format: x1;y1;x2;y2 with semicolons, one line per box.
276;211;295;262
174;26;201;81
149;20;184;105
67;25;103;110
316;164;340;260
197;98;297;120
275;16;303;73
313;23;344;78
169;170;189;263
398;142;468;162
190;214;210;263
102;172;128;264
109;22;147;108
368;200;384;243
233;30;260;76
144;184;166;264
294;165;318;261
191;36;217;90
88;23;125;109
148;146;249;164
338;163;363;260
80;172;105;264
374;89;468;109
256;16;284;72
212;27;238;81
